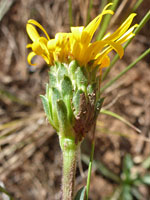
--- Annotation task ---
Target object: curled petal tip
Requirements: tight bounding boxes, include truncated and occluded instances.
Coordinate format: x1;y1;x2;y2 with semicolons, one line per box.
27;52;37;66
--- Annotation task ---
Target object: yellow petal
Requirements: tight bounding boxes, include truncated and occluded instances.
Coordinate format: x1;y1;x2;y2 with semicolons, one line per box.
26;44;32;48
27;52;37;65
32;41;44;55
42;54;50;64
28;19;50;40
105;40;124;58
39;37;48;45
47;39;56;51
81;3;114;44
81;41;106;63
117;24;138;43
94;48;112;66
71;27;84;41
100;55;110;68
26;24;40;42
71;42;81;61
103;13;136;42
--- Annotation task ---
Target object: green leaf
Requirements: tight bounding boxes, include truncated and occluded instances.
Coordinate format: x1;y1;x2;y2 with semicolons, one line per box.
141;174;150;185
131;187;143;200
121;185;133;200
74;186;86;200
123;154;134;172
100;109;141;133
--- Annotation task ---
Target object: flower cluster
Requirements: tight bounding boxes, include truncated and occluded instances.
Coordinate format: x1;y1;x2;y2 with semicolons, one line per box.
26;3;137;69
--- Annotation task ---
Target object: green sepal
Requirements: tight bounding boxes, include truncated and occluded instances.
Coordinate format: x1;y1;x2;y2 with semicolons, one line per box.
56;99;73;138
72;90;84;116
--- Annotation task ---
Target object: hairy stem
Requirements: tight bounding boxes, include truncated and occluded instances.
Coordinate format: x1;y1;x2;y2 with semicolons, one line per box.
60;137;79;200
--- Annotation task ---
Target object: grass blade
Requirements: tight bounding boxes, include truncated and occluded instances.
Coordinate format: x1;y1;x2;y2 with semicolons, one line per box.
102;10;150;80
68;0;73;26
96;0;120;41
100;109;141;133
86;0;93;25
132;0;144;12
86;139;95;200
82;154;120;183
101;48;150;93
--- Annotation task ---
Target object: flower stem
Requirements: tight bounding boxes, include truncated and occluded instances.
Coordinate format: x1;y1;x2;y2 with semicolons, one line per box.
60;137;79;200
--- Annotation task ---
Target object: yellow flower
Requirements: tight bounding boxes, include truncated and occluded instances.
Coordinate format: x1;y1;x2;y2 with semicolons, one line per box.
26;3;137;68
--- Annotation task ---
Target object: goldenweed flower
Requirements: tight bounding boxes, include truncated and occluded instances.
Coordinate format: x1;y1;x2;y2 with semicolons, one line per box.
26;3;137;143
26;3;137;69
26;2;138;141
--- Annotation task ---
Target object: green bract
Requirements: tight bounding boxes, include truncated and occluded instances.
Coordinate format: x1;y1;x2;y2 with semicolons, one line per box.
40;60;104;143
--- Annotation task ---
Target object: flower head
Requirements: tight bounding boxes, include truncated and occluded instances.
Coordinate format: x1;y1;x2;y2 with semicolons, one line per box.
26;3;137;69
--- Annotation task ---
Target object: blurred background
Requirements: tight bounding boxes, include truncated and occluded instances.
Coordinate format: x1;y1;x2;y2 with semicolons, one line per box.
0;0;150;199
